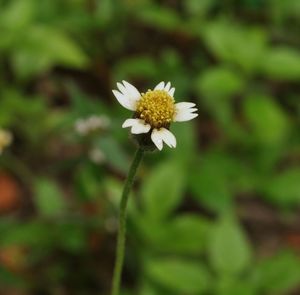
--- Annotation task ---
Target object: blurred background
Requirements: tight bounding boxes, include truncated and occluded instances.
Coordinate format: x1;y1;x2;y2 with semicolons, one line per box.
0;0;300;294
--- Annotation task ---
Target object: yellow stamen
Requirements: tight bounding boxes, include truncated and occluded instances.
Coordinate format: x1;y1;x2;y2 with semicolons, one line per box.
136;90;175;128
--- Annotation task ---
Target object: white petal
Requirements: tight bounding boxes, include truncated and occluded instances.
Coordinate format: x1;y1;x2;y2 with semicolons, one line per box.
168;87;175;97
160;128;176;148
117;82;127;95
151;129;164;150
112;90;136;111
122;80;141;102
175;102;196;110
187;108;198;113
122;118;138;128
122;118;150;134
174;109;198;122
131;121;151;134
174;102;198;122
154;81;165;90
151;128;177;150
164;82;171;92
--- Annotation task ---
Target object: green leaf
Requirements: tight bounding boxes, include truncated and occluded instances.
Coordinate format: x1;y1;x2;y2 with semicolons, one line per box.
196;67;245;124
244;95;290;145
202;22;267;73
209;216;252;275
158;215;210;254
0;0;35;30
146;258;211;293
197;67;245;99
136;214;210;255
216;275;257;295
34;179;67;217
263;168;300;206
189;152;238;212
253;251;300;294
137;5;181;31
95;0;114;26
0;221;51;247
184;0;215;16
114;56;157;81
142;160;185;220
0;90;47;129
138;282;164;295
270;0;300;20
74;164;102;201
261;47;300;80
12;26;88;78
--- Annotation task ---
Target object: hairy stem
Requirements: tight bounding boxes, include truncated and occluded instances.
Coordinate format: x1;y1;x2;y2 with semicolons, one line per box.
111;147;144;295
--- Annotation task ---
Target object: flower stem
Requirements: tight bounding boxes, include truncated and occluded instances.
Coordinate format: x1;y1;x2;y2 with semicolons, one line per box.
111;147;144;295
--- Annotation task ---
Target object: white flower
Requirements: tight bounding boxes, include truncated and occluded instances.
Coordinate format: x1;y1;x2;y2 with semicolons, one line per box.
0;129;13;154
112;81;198;150
75;115;111;136
89;148;106;164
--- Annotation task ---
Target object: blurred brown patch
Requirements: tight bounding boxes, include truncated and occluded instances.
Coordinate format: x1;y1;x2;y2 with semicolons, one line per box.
285;233;300;253
0;246;27;273
0;172;21;214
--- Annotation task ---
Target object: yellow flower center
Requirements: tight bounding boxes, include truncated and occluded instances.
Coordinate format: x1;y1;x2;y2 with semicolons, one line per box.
136;90;175;128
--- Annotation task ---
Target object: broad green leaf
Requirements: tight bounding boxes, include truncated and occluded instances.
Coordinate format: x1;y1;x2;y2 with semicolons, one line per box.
157;215;210;254
196;67;245;124
146;258;211;293
0;90;47;128
189;152;237;212
202;22;267;73
136;214;210;254
261;47;300;80
270;0;300;20
74;164;102;200
0;0;35;30
0;221;51;247
12;26;88;78
142;160;185;220
209;216;252;275
95;0;114;26
138;282;164;295
184;0;215;16
263;168;300;206
216;275;257;295
244;95;290;145
253;251;300;294
197;67;245;99
137;5;181;31
114;56;157;81
35;179;67;217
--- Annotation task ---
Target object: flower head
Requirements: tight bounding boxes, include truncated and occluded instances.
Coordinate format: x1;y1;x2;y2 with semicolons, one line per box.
74;115;110;136
0;129;13;154
112;81;198;150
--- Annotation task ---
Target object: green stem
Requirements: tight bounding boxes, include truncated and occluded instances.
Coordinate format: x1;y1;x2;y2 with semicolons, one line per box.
111;147;144;295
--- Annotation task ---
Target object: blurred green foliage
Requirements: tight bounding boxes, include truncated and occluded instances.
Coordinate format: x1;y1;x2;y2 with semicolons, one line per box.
0;0;300;294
